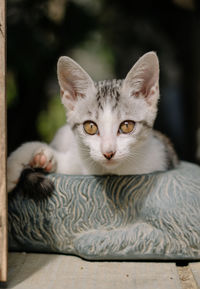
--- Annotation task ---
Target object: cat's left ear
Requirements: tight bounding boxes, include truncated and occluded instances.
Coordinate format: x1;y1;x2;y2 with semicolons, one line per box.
57;56;96;110
122;52;159;106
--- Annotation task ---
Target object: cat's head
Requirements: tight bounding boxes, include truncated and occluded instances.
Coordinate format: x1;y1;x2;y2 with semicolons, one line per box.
57;52;159;170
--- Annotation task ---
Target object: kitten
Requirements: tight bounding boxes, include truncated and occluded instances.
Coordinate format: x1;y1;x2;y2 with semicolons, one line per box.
7;52;178;195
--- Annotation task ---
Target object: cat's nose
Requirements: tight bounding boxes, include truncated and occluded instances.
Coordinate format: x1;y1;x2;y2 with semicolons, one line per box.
103;151;116;160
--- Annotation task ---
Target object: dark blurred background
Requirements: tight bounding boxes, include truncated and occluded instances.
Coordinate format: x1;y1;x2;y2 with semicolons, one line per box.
7;0;200;164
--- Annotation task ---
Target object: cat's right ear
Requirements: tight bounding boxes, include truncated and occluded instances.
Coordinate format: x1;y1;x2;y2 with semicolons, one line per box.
57;56;96;110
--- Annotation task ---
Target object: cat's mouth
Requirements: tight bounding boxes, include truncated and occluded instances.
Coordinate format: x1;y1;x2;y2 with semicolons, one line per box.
101;158;119;169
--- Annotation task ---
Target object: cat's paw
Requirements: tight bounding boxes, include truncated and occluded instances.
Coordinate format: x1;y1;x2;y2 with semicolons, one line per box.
7;161;24;193
7;169;20;193
29;147;57;173
7;142;55;193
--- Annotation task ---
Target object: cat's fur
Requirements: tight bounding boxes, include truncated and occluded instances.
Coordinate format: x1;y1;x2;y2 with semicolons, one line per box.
7;52;178;194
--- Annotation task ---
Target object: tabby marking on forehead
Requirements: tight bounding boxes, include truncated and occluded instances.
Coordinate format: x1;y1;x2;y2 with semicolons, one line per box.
95;79;123;111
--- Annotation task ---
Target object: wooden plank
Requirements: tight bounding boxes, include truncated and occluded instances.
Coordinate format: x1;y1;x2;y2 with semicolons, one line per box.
0;0;7;283
189;263;200;288
7;253;182;289
177;265;198;289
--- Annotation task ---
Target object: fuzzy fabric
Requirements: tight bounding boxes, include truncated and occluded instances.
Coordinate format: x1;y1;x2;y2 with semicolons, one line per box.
8;161;200;260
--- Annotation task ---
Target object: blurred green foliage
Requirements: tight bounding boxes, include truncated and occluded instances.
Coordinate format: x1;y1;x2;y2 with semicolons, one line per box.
37;95;66;143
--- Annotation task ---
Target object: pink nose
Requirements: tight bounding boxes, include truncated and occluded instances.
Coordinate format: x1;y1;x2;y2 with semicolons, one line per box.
103;151;116;160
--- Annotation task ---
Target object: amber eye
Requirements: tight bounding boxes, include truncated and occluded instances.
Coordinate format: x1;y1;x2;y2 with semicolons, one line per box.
83;121;98;135
119;120;135;134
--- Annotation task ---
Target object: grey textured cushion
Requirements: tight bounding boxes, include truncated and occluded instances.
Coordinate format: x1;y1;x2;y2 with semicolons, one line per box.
8;161;200;260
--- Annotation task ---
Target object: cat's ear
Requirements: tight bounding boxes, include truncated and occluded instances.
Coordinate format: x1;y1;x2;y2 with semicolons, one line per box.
57;56;96;110
122;52;159;106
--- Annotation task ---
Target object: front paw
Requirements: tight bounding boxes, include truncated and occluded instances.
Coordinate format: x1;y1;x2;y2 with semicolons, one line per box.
29;147;57;173
7;171;19;193
7;142;56;193
7;161;24;192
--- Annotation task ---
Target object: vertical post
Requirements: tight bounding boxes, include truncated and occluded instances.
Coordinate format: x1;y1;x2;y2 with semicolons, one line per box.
0;0;7;283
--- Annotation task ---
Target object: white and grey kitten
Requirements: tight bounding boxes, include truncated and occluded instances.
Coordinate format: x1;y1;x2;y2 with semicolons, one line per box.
7;52;178;194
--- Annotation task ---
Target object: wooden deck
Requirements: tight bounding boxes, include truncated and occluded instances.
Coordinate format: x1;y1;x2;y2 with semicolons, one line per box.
6;253;200;289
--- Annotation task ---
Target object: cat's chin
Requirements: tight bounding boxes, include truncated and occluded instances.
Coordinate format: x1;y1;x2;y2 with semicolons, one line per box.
100;159;120;170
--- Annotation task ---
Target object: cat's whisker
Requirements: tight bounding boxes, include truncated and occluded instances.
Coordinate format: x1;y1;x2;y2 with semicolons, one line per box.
80;153;98;168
